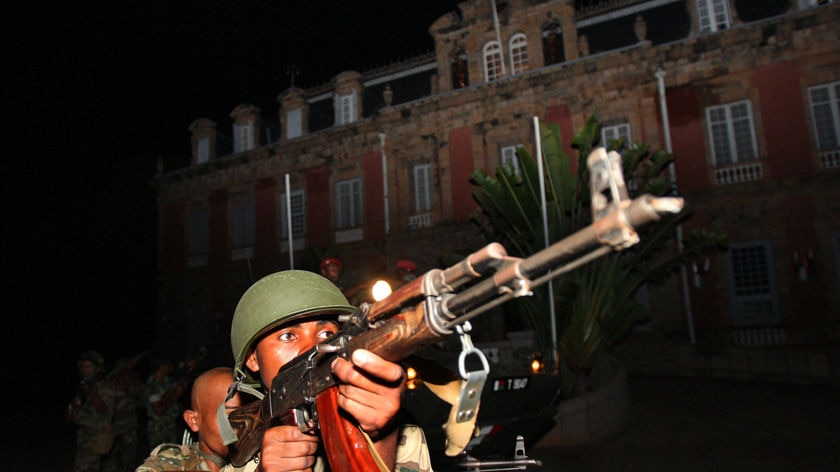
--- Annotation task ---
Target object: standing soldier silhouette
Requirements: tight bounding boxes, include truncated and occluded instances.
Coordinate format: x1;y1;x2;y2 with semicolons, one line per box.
67;350;117;472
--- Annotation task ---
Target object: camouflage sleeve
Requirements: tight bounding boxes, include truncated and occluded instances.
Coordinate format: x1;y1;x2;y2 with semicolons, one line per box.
395;424;434;472
136;443;202;472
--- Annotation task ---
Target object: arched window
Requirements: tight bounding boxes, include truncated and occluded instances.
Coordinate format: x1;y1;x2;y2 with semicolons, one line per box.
509;33;529;74
450;48;469;89
483;41;503;82
542;23;564;65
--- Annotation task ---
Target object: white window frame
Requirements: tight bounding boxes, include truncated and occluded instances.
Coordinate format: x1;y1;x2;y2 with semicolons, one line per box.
231;199;255;250
706;100;758;166
509;34;529;75
413;164;432;212
601;123;632;149
808;81;840;150
279;189;306;238
483;41;503;82
286;108;302;139
233;122;255;153
336;178;362;229
335;92;357;126
501;145;522;175
725;240;781;327
196;137;210;164
697;0;730;33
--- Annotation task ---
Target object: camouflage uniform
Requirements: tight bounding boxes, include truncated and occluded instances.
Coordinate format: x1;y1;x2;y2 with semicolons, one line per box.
69;353;117;472
145;373;183;446
104;361;146;472
136;442;225;472
220;424;432;472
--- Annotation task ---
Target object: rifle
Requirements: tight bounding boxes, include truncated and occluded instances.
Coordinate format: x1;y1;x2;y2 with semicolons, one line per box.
225;148;685;470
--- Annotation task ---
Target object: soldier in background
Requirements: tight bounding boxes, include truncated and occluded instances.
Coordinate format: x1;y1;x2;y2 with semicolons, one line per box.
103;356;147;472
397;259;418;284
320;257;369;304
67;350;117;472
145;356;190;447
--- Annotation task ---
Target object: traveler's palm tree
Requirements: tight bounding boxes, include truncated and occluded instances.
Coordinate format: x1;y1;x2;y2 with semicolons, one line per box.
470;116;726;394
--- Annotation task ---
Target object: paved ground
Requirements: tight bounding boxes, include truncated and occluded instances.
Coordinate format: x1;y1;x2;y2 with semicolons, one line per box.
18;373;839;471
527;374;840;472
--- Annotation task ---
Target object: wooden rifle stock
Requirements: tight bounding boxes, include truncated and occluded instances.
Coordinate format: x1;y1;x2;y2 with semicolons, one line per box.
226;148;685;470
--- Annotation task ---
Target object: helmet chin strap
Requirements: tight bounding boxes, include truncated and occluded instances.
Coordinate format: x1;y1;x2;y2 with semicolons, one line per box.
219;377;264;446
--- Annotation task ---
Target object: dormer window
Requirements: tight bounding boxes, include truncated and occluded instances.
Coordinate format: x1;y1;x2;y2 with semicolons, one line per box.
196;137;210;164
233;122;255;153
286;108;302;139
697;0;730;33
336;92;357;126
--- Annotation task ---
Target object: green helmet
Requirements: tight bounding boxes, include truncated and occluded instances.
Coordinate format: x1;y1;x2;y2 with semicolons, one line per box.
230;270;355;380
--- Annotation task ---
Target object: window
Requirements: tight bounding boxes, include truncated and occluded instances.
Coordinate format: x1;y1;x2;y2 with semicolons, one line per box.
231;199;254;249
706;100;758;166
279;190;306;238
286;109;302;139
414;164;431;212
509;34;529;75
601;123;631;149
336;178;362;229
542;23;564;66
725;240;781;326
451;49;469;89
335;92;357;126
233;122;255;153
196;137;210;164
483;41;503;82
809;81;840;150
187;208;208;257
697;0;730;33
501;145;522;175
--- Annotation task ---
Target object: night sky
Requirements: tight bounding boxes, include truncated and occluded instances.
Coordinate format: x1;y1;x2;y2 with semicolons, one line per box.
10;1;462;453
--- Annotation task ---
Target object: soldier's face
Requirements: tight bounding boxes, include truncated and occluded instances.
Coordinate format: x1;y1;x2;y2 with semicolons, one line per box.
322;264;341;282
78;360;98;378
246;319;340;388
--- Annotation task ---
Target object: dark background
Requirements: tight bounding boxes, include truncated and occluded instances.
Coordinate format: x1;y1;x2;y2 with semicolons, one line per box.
9;1;460;467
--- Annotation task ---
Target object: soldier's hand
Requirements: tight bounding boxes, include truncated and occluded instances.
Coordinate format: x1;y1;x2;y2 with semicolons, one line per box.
330;349;404;439
259;424;319;472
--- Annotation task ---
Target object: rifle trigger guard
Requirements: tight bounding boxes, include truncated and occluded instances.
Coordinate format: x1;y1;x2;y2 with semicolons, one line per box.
454;324;489;423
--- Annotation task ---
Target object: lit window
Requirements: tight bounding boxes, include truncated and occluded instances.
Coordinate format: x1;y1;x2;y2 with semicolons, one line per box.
451;49;469;89
414;164;431;212
706;100;758;166
483;41;503;82
336;178;362;229
509;34;529;75
542;23;564;66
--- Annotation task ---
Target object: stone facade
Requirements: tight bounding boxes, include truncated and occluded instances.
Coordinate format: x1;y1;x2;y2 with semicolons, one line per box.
154;0;840;380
